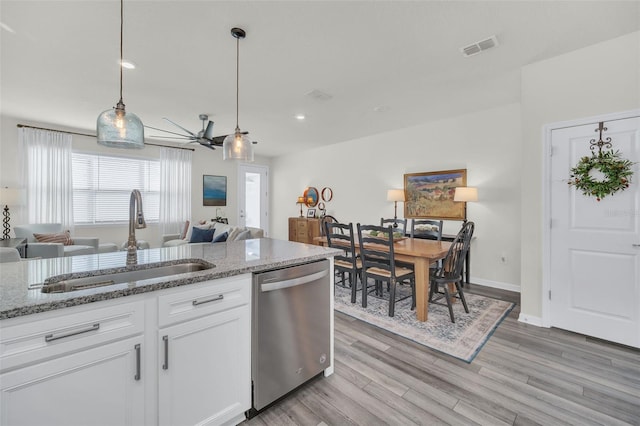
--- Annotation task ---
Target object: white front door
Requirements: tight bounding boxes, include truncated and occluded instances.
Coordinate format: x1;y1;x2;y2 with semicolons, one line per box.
237;164;269;236
549;116;640;348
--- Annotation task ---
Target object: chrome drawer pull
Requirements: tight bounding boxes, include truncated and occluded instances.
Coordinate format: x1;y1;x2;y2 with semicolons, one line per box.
633;244;640;247
162;335;169;370
192;294;224;306
45;323;100;342
134;344;141;381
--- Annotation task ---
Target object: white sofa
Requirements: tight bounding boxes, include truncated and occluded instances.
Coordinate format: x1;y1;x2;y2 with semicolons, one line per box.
162;221;264;247
14;223;99;259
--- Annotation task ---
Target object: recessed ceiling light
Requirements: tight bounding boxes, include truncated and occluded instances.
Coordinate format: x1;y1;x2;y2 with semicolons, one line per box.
120;60;136;69
295;114;306;121
373;105;391;113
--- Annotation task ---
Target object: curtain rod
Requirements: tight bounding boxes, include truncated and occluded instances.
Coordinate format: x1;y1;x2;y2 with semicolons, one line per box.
16;124;196;151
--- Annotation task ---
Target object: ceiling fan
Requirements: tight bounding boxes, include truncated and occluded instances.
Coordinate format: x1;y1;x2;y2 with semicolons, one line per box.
145;114;249;150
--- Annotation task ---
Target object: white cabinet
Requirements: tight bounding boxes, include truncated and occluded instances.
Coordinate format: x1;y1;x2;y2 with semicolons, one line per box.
0;274;252;426
1;337;144;426
157;275;251;426
0;300;146;426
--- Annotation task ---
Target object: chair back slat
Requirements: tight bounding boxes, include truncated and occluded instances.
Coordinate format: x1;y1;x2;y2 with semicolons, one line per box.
325;222;357;267
357;224;397;275
380;218;407;236
435;221;474;281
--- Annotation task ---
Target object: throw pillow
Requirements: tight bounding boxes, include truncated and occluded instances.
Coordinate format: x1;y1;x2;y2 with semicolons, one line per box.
234;229;252;241
212;231;228;243
33;230;73;246
189;227;215;243
227;227;242;242
179;220;190;240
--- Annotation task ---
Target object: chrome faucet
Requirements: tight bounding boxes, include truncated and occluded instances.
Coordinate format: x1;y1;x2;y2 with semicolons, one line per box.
126;189;146;266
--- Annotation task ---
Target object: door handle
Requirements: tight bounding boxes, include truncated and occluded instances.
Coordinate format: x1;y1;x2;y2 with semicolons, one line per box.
633;244;640;248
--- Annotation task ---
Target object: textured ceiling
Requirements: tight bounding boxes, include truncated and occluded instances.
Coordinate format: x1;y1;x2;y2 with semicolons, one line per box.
1;1;639;157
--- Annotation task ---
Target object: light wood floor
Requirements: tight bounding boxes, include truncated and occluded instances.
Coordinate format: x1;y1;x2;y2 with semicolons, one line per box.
245;286;640;425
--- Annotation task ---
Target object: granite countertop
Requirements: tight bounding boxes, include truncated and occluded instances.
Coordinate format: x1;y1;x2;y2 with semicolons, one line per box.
0;238;341;320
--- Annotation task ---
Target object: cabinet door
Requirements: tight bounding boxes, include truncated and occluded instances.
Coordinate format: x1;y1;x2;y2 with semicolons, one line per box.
1;337;144;426
158;305;250;426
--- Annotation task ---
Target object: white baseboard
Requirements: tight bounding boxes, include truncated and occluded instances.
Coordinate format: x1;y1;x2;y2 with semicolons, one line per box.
470;277;520;293
518;313;545;327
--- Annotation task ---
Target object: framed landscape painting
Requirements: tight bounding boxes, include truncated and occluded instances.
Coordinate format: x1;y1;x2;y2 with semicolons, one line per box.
404;169;466;220
203;175;227;206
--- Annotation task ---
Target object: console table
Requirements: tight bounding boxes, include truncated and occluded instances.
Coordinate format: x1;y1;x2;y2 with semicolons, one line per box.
288;217;321;244
0;238;27;258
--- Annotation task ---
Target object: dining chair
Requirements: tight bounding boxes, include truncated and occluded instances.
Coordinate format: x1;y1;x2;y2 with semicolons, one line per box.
429;221;474;322
325;221;362;303
357;224;416;317
380;218;407;236
320;215;341;237
410;219;443;240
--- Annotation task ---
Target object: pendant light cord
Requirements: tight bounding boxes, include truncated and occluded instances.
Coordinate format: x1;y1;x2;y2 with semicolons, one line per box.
119;0;124;104
235;35;240;131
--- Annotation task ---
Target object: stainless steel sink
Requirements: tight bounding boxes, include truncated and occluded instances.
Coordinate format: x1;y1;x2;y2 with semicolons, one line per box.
41;260;215;293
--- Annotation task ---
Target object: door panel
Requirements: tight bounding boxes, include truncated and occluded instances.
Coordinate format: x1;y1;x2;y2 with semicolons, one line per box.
237;164;269;236
550;116;640;348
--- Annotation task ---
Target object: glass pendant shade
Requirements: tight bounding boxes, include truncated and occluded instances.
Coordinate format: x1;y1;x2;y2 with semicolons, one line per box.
223;130;254;161
97;106;144;149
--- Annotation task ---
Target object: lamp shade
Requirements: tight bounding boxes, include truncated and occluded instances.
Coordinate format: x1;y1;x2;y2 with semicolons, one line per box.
0;187;22;207
387;189;405;202
223;131;254;161
297;196;306;204
97;107;145;149
454;187;478;202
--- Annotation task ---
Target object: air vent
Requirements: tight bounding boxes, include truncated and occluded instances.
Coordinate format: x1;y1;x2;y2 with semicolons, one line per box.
460;35;499;57
305;89;333;101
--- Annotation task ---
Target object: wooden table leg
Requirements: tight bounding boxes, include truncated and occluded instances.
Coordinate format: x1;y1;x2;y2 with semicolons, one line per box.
413;258;429;322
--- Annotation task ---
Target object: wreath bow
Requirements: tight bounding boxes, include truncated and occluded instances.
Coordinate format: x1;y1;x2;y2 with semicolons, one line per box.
568;149;634;201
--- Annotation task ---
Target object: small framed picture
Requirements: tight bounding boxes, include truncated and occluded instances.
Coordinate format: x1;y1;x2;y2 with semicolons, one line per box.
307;209;316;218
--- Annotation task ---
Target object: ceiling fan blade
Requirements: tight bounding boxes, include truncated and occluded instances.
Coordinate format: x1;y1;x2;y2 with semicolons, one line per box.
203;121;215;140
144;125;191;138
148;136;194;140
198;141;217;150
163;117;197;137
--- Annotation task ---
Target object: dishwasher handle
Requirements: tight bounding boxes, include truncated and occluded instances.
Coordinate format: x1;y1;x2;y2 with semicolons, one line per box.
260;269;328;292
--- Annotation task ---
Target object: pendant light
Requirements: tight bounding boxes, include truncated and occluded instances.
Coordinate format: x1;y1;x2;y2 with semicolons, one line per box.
223;27;254;161
96;0;144;149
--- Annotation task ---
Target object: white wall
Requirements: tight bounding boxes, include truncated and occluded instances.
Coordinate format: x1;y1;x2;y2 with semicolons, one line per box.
519;31;640;320
271;103;523;290
0;115;270;248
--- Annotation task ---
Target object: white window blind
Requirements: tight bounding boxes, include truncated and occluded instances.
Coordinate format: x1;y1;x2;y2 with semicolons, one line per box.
72;153;160;225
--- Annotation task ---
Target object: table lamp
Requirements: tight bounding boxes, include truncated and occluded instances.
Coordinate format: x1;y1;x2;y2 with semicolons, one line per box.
0;187;22;240
296;196;306;218
454;187;478;222
386;189;405;228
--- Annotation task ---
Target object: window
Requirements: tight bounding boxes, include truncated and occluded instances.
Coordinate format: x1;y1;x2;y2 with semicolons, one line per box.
72;153;160;225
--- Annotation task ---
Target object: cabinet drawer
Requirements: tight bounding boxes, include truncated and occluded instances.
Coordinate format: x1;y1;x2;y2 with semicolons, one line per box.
297;222;308;232
158;274;251;328
0;299;144;372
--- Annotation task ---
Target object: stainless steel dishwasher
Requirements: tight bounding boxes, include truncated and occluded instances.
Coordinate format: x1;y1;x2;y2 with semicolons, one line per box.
251;259;330;412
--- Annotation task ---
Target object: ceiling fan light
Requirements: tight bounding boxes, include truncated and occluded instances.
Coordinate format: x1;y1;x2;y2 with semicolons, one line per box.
223;130;253;161
97;104;144;149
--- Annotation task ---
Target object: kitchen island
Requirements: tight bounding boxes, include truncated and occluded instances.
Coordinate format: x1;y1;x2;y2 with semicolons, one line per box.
0;238;340;426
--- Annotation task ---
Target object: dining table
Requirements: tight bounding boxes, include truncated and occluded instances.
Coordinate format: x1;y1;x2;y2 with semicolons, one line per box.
314;236;451;322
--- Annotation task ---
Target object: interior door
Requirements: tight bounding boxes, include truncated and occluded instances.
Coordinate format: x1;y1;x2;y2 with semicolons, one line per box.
237;164;269;236
549;116;640;347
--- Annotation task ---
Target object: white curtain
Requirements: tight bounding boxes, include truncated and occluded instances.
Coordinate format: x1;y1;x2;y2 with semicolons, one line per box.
18;128;74;229
159;147;192;234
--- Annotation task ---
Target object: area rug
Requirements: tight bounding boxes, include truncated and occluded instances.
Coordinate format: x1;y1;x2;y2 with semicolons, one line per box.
334;283;514;363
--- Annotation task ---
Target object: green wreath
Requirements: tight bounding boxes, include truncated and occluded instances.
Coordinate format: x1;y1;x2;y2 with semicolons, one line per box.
568;150;634;201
